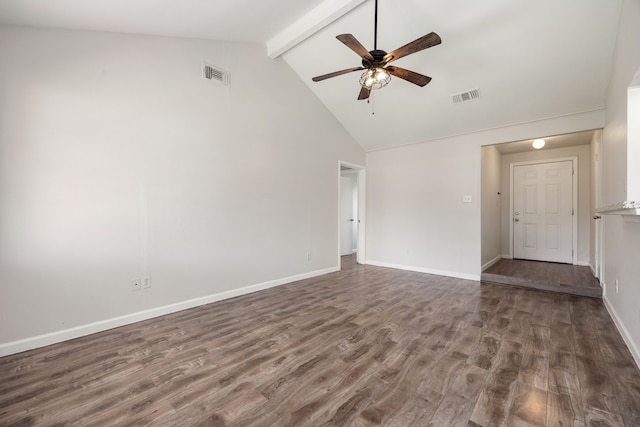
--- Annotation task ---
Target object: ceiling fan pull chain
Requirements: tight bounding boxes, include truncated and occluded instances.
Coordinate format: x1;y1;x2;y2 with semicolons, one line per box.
369;91;375;115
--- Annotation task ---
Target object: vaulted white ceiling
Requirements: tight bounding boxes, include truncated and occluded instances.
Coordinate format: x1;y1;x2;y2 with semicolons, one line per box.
0;0;621;152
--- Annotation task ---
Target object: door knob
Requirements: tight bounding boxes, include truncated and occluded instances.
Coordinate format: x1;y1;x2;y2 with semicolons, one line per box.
514;218;519;222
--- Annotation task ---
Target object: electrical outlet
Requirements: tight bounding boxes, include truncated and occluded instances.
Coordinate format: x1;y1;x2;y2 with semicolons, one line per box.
131;278;141;292
615;279;619;294
142;276;151;289
463;195;472;203
307;252;311;261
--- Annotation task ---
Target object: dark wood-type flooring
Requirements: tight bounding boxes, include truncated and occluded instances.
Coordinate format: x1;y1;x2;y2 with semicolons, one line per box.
1;255;638;426
482;258;602;298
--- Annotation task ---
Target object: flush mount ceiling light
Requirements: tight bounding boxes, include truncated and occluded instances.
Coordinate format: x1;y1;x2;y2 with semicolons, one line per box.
311;0;441;100
532;139;546;149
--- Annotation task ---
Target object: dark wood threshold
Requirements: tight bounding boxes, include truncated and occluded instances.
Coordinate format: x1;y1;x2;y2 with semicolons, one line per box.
481;272;602;298
482;258;602;299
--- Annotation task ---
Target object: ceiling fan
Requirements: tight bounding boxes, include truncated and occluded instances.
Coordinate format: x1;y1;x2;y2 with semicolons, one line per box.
312;0;441;100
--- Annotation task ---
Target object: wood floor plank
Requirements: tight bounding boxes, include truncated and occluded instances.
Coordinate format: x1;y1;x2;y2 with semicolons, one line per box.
505;381;548;426
609;377;640;427
519;338;549;391
427;363;488;426
584;408;625;426
468;339;524;427
546;390;585;427
574;354;621;416
467;330;501;370
348;346;441;425
1;255;639;426
378;387;443;427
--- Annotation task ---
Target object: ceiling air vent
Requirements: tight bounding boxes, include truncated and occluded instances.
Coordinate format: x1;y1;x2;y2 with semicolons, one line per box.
452;88;481;103
202;62;229;85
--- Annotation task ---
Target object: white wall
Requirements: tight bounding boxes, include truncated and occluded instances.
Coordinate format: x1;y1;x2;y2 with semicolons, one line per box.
499;144;592;265
0;26;365;354
601;0;640;366
366;138;481;280
481;145;502;268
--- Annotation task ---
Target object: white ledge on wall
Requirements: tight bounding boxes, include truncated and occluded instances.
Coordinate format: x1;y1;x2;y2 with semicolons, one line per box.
596;200;640;215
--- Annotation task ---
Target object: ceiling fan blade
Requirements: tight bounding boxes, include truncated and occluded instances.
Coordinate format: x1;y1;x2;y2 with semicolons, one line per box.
383;32;441;63
336;34;374;61
386;66;432;87
312;67;365;82
358;86;371;100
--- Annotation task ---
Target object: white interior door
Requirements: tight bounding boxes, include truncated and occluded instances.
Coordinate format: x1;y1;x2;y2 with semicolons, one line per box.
513;160;574;263
340;174;357;256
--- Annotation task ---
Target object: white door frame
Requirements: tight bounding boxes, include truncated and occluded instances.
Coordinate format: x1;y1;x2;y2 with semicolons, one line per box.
593;131;603;279
339;161;366;265
509;157;578;264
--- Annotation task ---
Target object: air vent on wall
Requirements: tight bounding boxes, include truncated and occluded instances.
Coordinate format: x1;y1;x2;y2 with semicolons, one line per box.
452;88;481;103
202;62;229;85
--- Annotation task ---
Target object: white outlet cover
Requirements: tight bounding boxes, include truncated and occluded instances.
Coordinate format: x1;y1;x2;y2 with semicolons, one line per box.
463;195;472;203
142;276;151;289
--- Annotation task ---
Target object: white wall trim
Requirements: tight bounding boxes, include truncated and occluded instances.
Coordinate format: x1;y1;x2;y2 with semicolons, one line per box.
482;255;502;272
588;263;597;278
0;266;338;357
366;109;605;154
366;260;480;281
603;291;640;370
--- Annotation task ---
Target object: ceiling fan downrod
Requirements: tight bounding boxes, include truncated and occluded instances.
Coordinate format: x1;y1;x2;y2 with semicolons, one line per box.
374;0;378;51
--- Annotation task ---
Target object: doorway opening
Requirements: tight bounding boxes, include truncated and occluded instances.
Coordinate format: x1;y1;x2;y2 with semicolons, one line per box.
339;162;365;268
480;130;602;296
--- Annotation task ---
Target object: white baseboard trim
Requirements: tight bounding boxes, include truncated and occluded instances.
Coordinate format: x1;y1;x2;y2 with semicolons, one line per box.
0;266;339;357
603;291;640;370
482;255;502;272
366;260;480;281
501;254;512;260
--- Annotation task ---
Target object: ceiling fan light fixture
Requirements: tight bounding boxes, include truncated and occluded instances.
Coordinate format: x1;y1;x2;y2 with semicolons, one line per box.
359;67;391;90
532;138;546;149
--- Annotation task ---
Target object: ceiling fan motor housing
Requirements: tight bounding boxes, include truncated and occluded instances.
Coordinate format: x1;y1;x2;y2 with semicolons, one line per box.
362;49;388;68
